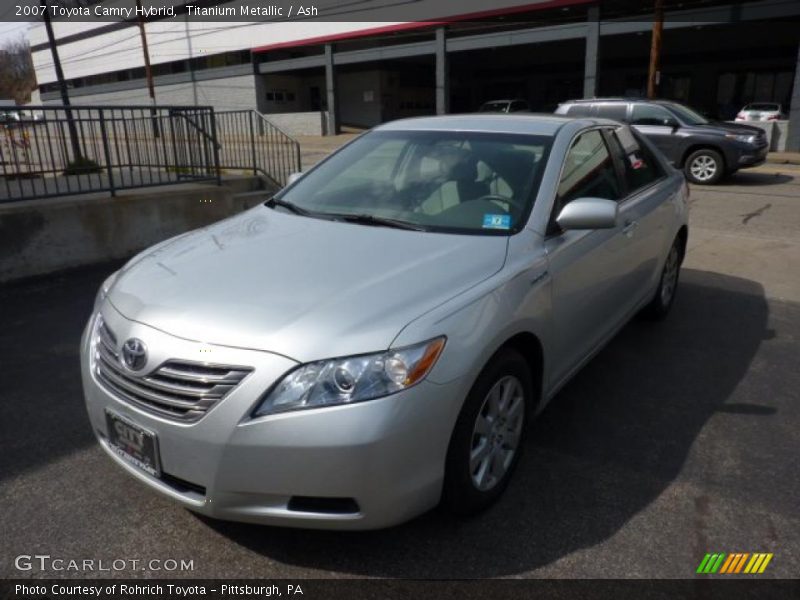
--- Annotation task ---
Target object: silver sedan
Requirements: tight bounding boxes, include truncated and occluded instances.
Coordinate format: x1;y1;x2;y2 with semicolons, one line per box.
81;114;688;529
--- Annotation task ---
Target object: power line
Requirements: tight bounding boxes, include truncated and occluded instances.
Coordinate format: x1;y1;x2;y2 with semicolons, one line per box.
31;23;252;71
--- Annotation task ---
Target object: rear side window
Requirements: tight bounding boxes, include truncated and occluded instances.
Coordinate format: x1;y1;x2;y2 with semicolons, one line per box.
607;126;665;194
565;104;594;117
595;103;628;121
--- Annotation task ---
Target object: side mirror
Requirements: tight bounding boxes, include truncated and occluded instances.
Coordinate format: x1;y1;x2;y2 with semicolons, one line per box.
664;118;679;130
556;197;619;231
286;172;303;186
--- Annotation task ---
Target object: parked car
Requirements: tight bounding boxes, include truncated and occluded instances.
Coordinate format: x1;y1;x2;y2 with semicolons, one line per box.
555;98;768;184
735;102;785;122
0;110;21;125
18;110;44;123
82;114;688;529
478;99;530;113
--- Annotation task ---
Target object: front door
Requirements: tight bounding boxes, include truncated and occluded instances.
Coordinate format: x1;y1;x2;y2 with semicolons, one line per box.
630;103;681;164
544;129;637;388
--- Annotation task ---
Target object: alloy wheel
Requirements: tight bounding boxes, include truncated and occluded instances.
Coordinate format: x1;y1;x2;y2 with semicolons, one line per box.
689;155;718;182
469;375;525;491
661;245;680;307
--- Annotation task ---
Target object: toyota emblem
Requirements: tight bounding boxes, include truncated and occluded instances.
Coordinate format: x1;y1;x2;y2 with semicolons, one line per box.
122;338;148;371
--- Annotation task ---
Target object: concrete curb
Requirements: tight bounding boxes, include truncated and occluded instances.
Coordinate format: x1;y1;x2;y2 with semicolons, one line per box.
766;153;800;166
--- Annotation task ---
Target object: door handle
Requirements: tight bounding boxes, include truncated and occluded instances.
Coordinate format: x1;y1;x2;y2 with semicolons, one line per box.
622;220;638;236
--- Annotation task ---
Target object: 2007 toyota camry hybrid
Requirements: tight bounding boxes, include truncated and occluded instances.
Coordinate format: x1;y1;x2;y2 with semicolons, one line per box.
81;115;688;530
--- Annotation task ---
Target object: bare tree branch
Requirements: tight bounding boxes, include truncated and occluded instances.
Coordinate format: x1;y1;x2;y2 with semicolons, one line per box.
0;37;37;104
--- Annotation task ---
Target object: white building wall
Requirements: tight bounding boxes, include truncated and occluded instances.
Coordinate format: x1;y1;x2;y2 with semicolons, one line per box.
42;74;258;112
29;0;558;85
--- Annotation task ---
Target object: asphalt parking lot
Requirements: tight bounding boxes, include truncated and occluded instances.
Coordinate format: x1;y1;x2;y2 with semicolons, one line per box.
1;164;799;579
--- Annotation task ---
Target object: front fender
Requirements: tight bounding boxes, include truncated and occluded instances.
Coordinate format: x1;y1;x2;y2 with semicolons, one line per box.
392;230;553;392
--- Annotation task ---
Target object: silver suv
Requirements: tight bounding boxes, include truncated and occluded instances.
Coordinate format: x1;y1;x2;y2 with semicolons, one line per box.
82;115;688;529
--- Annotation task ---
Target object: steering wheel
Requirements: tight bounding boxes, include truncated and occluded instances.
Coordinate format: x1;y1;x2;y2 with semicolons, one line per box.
467;194;526;214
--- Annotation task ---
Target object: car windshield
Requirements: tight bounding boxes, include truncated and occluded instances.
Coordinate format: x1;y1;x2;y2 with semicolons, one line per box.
276;130;553;235
745;103;779;111
664;102;709;125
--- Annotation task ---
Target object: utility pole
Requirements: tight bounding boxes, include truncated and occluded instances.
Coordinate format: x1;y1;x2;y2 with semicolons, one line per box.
136;0;156;105
184;16;198;106
135;0;159;136
40;0;82;161
647;0;664;99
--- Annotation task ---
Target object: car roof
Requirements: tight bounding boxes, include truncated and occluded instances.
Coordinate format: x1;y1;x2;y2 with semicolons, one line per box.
375;114;587;136
562;97;676;105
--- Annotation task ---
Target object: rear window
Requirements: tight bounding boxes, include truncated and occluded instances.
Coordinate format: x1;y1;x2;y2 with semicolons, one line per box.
480;102;509;112
745;103;779;111
595;104;628;121
565;104;594;117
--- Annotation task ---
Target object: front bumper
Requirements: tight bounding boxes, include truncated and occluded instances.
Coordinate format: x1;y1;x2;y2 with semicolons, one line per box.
81;306;466;530
723;139;769;170
736;145;768;168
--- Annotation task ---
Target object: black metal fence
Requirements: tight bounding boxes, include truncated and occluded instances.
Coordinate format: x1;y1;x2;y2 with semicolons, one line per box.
215;110;301;188
0;105;221;202
0;105;302;203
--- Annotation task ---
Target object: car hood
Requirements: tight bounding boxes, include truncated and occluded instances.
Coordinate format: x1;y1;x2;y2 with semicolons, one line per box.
691;121;764;136
108;206;508;362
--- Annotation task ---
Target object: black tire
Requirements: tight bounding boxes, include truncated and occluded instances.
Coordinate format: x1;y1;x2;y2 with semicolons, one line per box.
442;349;533;516
684;148;724;185
643;236;683;320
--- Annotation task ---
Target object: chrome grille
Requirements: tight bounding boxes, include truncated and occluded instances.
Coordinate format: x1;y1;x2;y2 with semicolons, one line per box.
93;318;252;422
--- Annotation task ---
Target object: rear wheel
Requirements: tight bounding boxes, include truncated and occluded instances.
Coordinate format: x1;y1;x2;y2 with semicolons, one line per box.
442;349;533;515
684;149;724;185
643;237;683;320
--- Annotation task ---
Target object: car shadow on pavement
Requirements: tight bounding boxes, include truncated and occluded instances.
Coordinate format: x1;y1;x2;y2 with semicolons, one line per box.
0;262;123;485
202;268;771;578
723;171;794;186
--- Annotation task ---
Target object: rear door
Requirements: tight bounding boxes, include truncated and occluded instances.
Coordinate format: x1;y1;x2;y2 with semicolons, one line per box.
604;126;675;303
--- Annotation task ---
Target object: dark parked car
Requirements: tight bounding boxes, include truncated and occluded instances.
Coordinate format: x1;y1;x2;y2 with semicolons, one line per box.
555;98;768;184
479;99;530;113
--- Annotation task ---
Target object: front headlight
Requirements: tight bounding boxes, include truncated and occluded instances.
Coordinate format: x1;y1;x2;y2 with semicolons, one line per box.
254;337;446;416
94;271;119;311
725;133;757;145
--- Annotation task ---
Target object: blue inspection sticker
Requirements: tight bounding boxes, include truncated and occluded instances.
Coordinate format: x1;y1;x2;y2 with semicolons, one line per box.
482;214;512;230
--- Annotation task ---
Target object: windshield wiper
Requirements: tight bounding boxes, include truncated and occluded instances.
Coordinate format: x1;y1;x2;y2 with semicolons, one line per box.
264;197;310;216
330;213;428;231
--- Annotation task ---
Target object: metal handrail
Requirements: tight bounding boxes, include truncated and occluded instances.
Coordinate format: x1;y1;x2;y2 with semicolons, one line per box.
214;109;301;187
0;104;220;202
0;105;301;201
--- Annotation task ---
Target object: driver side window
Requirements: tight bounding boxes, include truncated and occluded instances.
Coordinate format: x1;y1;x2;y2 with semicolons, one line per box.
557;130;622;205
631;104;675;127
550;130;622;233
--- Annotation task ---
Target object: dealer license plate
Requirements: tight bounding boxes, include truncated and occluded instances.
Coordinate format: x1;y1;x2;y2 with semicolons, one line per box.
105;410;161;477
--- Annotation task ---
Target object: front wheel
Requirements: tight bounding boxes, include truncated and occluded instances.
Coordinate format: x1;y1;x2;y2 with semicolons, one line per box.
442;349;533;516
684;149;724;185
643;237;683;320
